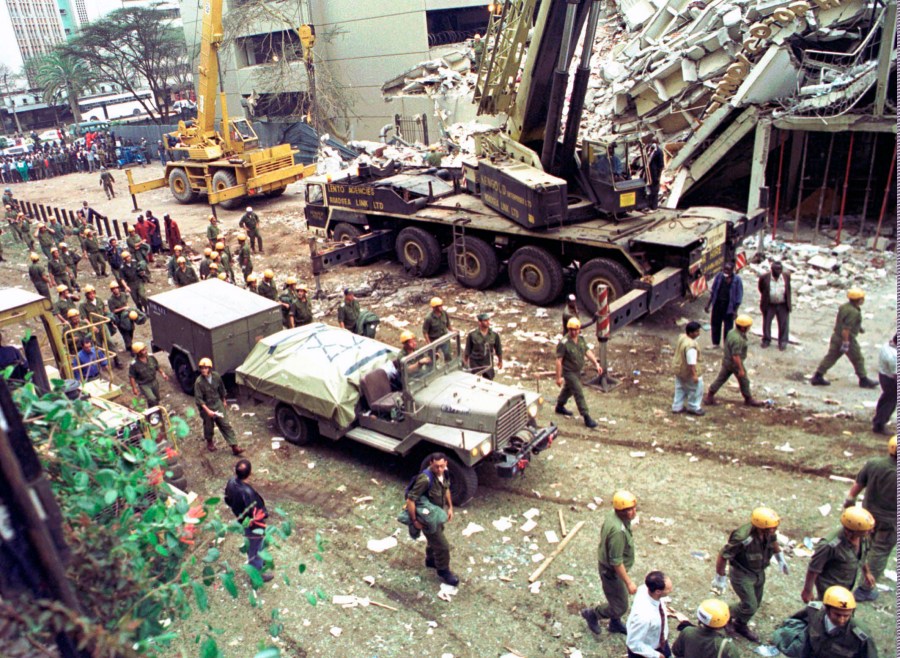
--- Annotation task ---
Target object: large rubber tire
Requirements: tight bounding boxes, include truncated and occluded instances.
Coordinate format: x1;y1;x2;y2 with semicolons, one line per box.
575;257;635;314
158;439;189;491
417;454;479;507
450;236;500;290
396;226;442;277
211;170;243;209
508;245;564;306
276;403;314;446
333;222;362;243
168;168;197;204
170;352;195;395
264;187;286;198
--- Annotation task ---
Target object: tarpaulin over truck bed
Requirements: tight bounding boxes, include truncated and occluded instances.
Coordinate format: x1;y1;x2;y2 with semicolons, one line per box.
235;323;397;429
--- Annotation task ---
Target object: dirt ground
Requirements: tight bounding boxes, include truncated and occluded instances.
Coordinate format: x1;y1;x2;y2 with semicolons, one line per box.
4;171;896;657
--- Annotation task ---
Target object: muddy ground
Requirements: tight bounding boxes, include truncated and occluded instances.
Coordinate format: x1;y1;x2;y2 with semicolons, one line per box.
5;171;897;657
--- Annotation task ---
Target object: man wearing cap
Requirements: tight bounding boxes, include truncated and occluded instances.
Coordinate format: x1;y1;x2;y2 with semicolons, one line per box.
277;278;297;327
206;215;219;249
712;507;788;642
843;436;896;602
671;599;738;658
174;256;199;287
704;262;742;349
555;317;603;428
422;297;452;361
59;242;81;291
129;342;169;407
194;357;244;455
464;313;502;380
785;587;877;658
53;286;79;324
83;229;107;277
292;283;313;327
338;289;360;333
811;289;878;388
105;237;124;284
166;244;183;283
48;247;72;291
562;294;597;335
672;321;704;416
120;252;149;313
802;507;874;602
79;284;122;369
258;270;277;300
28;252;52;299
108;282;137;354
239;207;263;253
216;241;235;283
582;491;638;635
424;144;443;168
236;233;252;282
704;315;765;407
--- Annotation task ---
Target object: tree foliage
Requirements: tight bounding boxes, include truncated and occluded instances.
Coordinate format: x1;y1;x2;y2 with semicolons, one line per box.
31;47;91;123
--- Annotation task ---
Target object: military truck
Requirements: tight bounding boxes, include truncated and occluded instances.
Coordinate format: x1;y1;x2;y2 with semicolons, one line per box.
236;323;557;506
146;279;282;394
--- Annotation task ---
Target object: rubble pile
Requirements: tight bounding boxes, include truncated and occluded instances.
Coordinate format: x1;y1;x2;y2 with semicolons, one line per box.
381;50;475;99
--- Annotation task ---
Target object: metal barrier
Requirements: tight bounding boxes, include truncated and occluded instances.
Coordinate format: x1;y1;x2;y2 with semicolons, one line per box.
16;199;126;240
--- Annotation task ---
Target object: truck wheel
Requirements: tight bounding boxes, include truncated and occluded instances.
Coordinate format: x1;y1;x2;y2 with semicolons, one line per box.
450;236;499;290
211;170;243;209
396;227;442;277
158;439;188;491
276;403;314;445
168;168;197;204
169;352;195;395
575;258;634;314
508;245;563;306
333;222;361;243
418;455;478;507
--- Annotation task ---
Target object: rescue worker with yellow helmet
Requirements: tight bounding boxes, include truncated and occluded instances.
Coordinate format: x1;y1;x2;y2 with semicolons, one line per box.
705;314;765;407
712;507;787;642
784;586;877;658
278;276;298;328
236;232;252;281
194;356;243;455
582;491;637;636
811;288;878;388
128;341;169;407
245;272;259;293
258;268;277;301
166;244;183;284
842;435;896;602
291;280;313;328
555;316;603;428
802;507;875;603
173;255;199;287
671;599;739;658
206;214;219;248
422;297;452;361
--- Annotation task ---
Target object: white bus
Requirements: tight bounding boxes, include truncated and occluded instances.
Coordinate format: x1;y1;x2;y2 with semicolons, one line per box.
78;90;158;122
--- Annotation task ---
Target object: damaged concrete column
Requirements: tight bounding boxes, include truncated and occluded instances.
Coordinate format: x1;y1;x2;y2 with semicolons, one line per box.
747;118;772;218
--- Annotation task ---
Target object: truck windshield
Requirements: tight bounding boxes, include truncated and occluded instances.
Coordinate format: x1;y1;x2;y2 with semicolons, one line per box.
400;332;462;392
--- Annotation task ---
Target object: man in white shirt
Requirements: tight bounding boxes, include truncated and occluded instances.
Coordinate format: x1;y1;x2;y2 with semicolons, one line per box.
626;571;673;658
872;333;896;435
757;261;792;350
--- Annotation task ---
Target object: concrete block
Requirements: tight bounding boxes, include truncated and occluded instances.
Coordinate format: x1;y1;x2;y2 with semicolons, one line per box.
722;6;743;27
697;49;734;79
685;44;707;60
732;46;800;105
682;59;699;82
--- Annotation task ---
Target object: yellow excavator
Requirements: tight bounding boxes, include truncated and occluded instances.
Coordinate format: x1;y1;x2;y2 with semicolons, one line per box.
127;0;316;209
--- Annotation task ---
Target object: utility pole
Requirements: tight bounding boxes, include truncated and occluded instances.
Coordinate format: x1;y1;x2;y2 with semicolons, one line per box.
2;73;23;134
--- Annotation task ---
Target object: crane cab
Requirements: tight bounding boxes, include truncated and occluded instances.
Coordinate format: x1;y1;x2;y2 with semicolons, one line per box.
579;138;650;216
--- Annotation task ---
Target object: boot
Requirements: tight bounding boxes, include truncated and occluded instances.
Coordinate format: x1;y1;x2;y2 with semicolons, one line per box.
261;572;274;583
555;405;574;417
607;617;627;635
853;586;879;602
732;620;760;643
704;392;718;406
206;441;217;452
425;556;436;569
743;397;765;408
584;415;598;429
810;372;830;386
437;569;459;586
231;445;245;456
858;376;878;389
581;608;602;635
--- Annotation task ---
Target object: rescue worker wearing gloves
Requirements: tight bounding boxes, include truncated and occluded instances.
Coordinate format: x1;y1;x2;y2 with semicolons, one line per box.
704;314;765;407
581;491;637;636
194;357;244;455
555;317;603;428
712;507;788;642
671;599;739;658
801;507;874;602
811;288;878;388
785;586;878;658
842;435;896;602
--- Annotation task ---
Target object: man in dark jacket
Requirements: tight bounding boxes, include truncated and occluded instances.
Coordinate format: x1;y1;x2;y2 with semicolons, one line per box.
224;459;273;582
758;260;791;350
704;263;742;349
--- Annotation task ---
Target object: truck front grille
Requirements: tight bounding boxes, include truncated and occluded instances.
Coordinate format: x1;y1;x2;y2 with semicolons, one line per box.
255;156;295;175
117;421;143;448
496;398;527;447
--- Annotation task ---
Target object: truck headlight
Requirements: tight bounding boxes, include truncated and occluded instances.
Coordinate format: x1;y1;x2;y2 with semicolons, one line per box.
145;411;162;426
528;403;539;418
470;439;492;458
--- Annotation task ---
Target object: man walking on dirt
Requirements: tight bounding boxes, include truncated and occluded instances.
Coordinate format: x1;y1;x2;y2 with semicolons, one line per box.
224;459;273;582
129;341;169;407
704;315;765;407
99;166;116;199
406;452;458;586
871;334;896;434
194;356;244;455
801;507;874;602
672;321;704;416
810;289;878;389
555;317;603;428
704;263;742;349
582;491;638;636
239;206;263;253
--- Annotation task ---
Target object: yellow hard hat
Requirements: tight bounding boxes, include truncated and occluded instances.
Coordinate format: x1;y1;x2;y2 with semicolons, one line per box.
296;283;308;291
83;284;95;293
750;507;780;529
66;308;79;318
847;288;865;300
122;251;131;259
131;341;146;354
246;273;257;283
237;233;247;241
59;242;67;249
889;435;896;456
128;310;138;320
263;269;275;279
208;215;216;222
612;490;636;510
209;262;218;270
430;297;443;308
50;246;58;253
109;280;120;289
217;272;227;280
215;241;225;250
29;252;39;261
285;276;297;285
823;585;856;610
209;251;219;261
203;247;212;256
56;284;68;293
400;330;415;343
840;507;874;532
174;244;183;252
198;357;213;368
176;256;186;264
127;225;135;232
697;599;730;628
735;314;753;328
567;317;582;329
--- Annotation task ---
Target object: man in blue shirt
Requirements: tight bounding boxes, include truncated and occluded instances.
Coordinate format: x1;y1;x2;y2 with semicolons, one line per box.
73;336;108;381
704;263;743;349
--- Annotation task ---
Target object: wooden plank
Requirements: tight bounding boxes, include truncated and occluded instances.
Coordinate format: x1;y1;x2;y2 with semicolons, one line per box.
528;520;585;583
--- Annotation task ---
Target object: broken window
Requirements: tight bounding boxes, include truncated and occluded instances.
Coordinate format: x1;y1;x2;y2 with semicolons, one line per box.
426;6;489;47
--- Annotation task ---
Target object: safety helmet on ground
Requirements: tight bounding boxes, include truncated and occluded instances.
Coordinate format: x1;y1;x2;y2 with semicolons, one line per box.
697;599;730;628
263;269;275;279
567;317;582;329
131;341;146;354
735;314;753;328
215;241;225;250
285;276;297;285
128;310;138;320
174;244;183;252
430;297;443;308
840;507;874;532
109;281;120;289
176;256;186;264
217;273;227;281
400;330;415;343
203;247;212;256
56;284;68;293
66;308;79;318
750;507;780;529
198;357;213;368
83;284;95;293
612;490;637;510
889;435;897;456
246;273;257;283
237;233;247;241
847;288;865;300
29;252;39;261
823;586;856;610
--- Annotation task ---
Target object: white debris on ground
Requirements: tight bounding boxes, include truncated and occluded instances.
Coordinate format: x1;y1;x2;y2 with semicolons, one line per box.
381;50;474;98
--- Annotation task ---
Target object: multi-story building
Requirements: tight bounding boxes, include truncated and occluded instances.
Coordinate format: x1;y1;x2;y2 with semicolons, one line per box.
0;0;67;72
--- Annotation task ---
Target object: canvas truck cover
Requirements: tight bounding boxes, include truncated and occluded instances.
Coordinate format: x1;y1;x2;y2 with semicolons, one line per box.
235;323;397;428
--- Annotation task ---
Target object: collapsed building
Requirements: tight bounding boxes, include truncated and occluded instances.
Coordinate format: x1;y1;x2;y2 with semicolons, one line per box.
381;0;897;245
